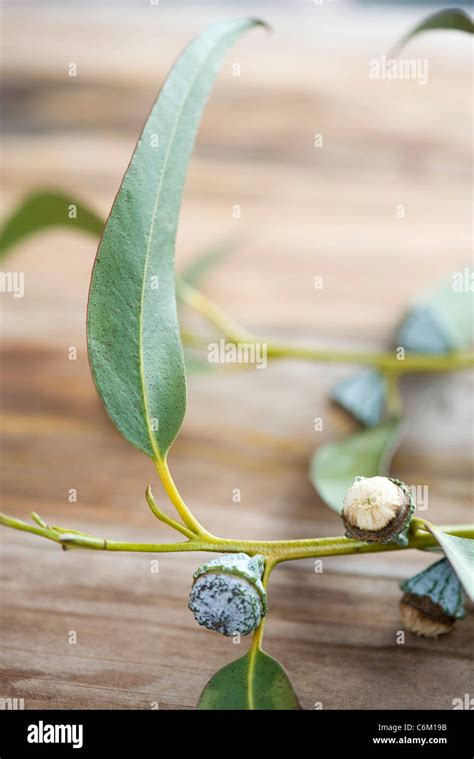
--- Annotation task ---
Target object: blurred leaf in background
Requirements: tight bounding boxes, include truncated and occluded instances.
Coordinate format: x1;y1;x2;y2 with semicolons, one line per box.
0;190;104;256
310;419;402;513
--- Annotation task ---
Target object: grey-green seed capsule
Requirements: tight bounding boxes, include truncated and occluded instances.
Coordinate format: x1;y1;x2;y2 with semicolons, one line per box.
188;553;267;636
400;558;465;638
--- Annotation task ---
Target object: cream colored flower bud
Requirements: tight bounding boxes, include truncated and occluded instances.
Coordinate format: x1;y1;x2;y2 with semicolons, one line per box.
342;476;414;545
399;602;455;639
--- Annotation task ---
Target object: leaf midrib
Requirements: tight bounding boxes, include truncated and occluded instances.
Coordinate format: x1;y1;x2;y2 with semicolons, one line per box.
247;648;257;709
138;32;233;461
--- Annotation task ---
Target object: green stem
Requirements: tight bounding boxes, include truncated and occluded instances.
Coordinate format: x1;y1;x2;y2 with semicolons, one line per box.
177;279;253;344
383;370;403;417
248;557;275;664
154;457;209;538
179;281;473;375
1;512;471;562
265;341;473;374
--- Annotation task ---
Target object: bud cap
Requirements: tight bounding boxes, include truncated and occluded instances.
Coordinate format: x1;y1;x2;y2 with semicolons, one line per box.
400;558;465;638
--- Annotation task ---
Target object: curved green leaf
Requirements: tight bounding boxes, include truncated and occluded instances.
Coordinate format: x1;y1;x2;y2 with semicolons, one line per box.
394;8;473;54
310;419;402;513
87;18;265;461
424;524;474;602
0;190;104;258
198;648;300;710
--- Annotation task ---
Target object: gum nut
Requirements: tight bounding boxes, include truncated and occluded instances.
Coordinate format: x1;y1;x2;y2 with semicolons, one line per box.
188;572;264;636
342;476;412;543
188;553;267;636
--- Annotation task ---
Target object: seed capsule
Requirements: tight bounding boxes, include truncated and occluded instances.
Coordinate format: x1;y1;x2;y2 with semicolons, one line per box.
400;558;465;638
188;553;267;636
342;476;414;545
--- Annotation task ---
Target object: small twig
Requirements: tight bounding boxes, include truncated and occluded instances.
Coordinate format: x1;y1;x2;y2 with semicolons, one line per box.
145;485;195;540
31;512;48;529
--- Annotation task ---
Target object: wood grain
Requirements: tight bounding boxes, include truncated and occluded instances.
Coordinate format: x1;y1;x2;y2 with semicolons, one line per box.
0;3;472;710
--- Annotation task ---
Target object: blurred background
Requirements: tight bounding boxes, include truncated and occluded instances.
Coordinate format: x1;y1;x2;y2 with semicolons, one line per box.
1;1;472;709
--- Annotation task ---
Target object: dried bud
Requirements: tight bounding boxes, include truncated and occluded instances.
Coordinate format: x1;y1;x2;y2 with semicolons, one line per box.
400;558;465;638
342;476;414;545
188;553;267;636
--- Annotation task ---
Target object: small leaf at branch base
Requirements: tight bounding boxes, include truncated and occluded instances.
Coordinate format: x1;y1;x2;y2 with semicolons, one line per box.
310;419;402;513
198;649;300;710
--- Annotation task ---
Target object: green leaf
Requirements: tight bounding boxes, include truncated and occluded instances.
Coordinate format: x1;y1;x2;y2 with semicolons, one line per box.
394;8;473;53
310;420;402;513
423;524;474;602
87;18;265;462
198;648;300;710
0;190;104;258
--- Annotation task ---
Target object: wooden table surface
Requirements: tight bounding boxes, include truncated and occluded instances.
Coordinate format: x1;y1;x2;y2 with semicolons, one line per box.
1;3;472;709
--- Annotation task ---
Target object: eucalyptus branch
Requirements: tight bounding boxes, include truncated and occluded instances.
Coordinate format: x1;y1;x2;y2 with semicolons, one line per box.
1;511;472;562
2;14;472;711
179;280;474;375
